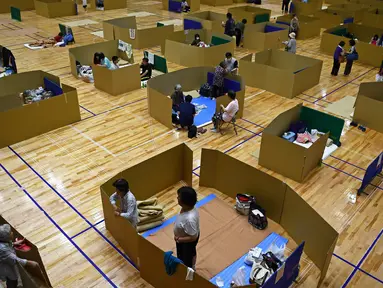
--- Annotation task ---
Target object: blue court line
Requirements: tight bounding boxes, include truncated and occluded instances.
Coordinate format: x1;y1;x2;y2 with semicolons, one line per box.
193;171;200;177
296;96;327;107
141;194;217;238
302;93;331;103
8;146;138;270
241;118;265;129
70;219;105;240
79;105;96;116
0;164;117;288
342;229;383;287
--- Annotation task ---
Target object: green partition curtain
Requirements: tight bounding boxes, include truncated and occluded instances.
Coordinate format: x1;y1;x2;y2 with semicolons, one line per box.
11;7;21;22
254;13;270;24
211;36;230;46
144;51;168;73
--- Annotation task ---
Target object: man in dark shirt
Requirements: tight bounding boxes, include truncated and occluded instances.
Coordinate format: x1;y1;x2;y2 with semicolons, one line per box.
235;19;247;47
331;41;345;76
178;95;196;129
140;57;152;81
171;84;185;112
224;13;235;37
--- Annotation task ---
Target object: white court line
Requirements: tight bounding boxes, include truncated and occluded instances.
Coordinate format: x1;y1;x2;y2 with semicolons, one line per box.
71;126;117;157
245;90;266;100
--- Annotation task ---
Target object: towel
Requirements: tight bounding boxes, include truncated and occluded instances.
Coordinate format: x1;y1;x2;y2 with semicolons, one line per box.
164;251;183;275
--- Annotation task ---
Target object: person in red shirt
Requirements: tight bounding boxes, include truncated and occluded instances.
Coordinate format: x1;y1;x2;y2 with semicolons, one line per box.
54;33;63;43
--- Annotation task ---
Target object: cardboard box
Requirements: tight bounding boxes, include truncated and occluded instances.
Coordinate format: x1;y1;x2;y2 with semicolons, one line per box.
184;11;226;33
162;29;235;68
147;67;245;129
259;103;344;182
200;0;232;6
327;3;367;22
239;50;323;99
291;0;323;16
100;143;338;288
0;71;80;149
362;8;383;29
0;0;34;13
89;0;126;10
276;14;321;39
353;82;383;133
103;16;174;49
228;5;271;24
314;9;354;29
320;23;383;67
34;0;77;18
243;22;289;50
0;215;52;287
163;0;200;12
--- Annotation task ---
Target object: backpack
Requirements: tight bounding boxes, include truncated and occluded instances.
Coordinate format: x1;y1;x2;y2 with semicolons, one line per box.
248;201;268;230
188;125;197;138
235;194;254;216
249;260;273;286
199;83;211;97
262;252;282;272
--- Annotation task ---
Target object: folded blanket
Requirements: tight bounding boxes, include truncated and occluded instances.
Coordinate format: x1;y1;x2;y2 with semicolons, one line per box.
138;214;165;225
138;205;163;211
139;209;163;217
137;197;158;207
137;220;164;233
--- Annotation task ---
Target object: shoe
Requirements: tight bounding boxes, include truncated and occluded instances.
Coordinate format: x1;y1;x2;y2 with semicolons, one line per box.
211;128;217;133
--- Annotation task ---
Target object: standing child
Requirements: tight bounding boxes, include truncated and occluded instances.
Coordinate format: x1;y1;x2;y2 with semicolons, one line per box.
82;0;87;11
234;19;247;47
331;41;345;76
283;32;297;54
344;39;357;76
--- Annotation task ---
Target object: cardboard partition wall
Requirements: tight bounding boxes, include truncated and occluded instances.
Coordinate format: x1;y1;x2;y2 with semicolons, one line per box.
184;11;226;33
291;0;323;16
243;22;289;50
199;149;339;287
258;103;344;182
147;67;245;129
100;143;193;267
353;82;383;133
200;0;232;7
0;0;34;13
34;0;77;18
162;29;235;68
0;71;80;148
228;6;271;24
163;0;200;13
313;9;354;29
239;50;323;99
103;16;174;49
362;8;383;29
276;14;320;39
89;0;127;10
68;39;134;77
320;24;383;67
327;3;367;22
0;215;52;287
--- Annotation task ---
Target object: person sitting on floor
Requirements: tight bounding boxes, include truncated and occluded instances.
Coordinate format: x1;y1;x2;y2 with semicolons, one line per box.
224;52;238;75
283;32;297;54
211;90;239;133
0;224;40;288
370;34;379;45
234;19;247;47
140;57;152;81
110;56;119;70
109;179;138;228
174;186;200;270
98;53;113;70
211;61;228;98
181;0;190;12
191;34;201;46
178;95;196;130
223;13;236;37
171;84;185;112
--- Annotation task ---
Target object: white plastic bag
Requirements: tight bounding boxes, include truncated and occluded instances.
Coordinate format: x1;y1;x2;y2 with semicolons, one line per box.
268;242;286;261
231;266;246;286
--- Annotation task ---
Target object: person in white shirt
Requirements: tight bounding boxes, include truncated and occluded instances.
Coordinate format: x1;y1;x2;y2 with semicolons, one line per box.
224;52;238;75
174;186;199;269
211;90;239;132
376;67;383;82
110;56;119;70
109;179;138;228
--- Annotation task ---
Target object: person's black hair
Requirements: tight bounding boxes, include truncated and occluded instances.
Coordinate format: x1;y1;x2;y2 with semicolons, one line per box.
242;19;247;24
185;95;192;103
194;33;200;39
93;52;101;64
225;52;232;58
339;41;346;47
226;12;232;19
219;61;226;68
142;57;149;63
113;179;129;195
293;14;297;17
99;52;105;60
58;32;63;36
112;56;119;62
177;186;197;207
228;90;236;100
349;39;356;46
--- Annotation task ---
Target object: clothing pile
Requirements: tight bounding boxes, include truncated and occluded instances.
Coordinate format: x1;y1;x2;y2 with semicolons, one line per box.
0;67;15;78
193;103;207;115
136;198;164;233
21;87;55;104
76;63;94;83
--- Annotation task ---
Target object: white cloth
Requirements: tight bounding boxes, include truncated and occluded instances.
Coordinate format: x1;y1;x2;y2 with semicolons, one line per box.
186;267;194;280
222;99;239;122
173;208;200;237
110;191;138;227
110;63;119;70
376;74;383;82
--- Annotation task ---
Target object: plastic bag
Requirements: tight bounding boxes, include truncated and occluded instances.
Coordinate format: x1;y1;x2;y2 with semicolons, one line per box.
231;266;246;286
268;242;286;261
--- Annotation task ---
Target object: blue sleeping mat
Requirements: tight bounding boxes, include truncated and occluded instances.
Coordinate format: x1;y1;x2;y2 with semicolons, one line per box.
210;232;288;287
192;96;216;127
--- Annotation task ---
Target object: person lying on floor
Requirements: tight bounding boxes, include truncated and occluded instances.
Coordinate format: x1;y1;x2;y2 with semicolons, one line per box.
140;57;152;81
29;32;64;48
171;84;185;112
109;179;138;228
211;90;239;133
174;186;200;270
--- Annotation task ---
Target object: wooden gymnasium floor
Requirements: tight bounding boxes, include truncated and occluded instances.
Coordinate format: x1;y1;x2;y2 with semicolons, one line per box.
0;0;382;287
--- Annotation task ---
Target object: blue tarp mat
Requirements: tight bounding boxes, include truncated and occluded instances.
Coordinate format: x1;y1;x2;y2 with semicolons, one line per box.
210;232;288;288
192;96;216;127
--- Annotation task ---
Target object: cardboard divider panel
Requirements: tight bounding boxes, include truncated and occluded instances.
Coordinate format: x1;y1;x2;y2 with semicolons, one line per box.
89;0;126;10
228;6;271;24
243;22;288;50
327;3;367;22
103;16;174;49
147;67;245;129
320;23;383;67
362;8;383;28
0;0;34;13
0;71;80;148
276;15;320;39
184;11;226;33
353;82;383;133
291;0;323;15
35;0;77;18
200;0;232;6
314;9;353;29
0;215;52;287
239;50;322;99
162;29;235;68
162;0;199;12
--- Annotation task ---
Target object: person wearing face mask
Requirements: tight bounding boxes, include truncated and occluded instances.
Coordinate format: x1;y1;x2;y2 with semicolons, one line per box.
191;34;201;46
224;52;238;75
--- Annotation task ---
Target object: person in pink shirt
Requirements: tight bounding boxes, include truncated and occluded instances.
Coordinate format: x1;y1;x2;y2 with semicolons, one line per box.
211;90;239;132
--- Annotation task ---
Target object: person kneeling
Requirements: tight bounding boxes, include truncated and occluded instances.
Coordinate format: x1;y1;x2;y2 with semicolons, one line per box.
211;90;239;133
178;95;196;130
109;179;138;228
